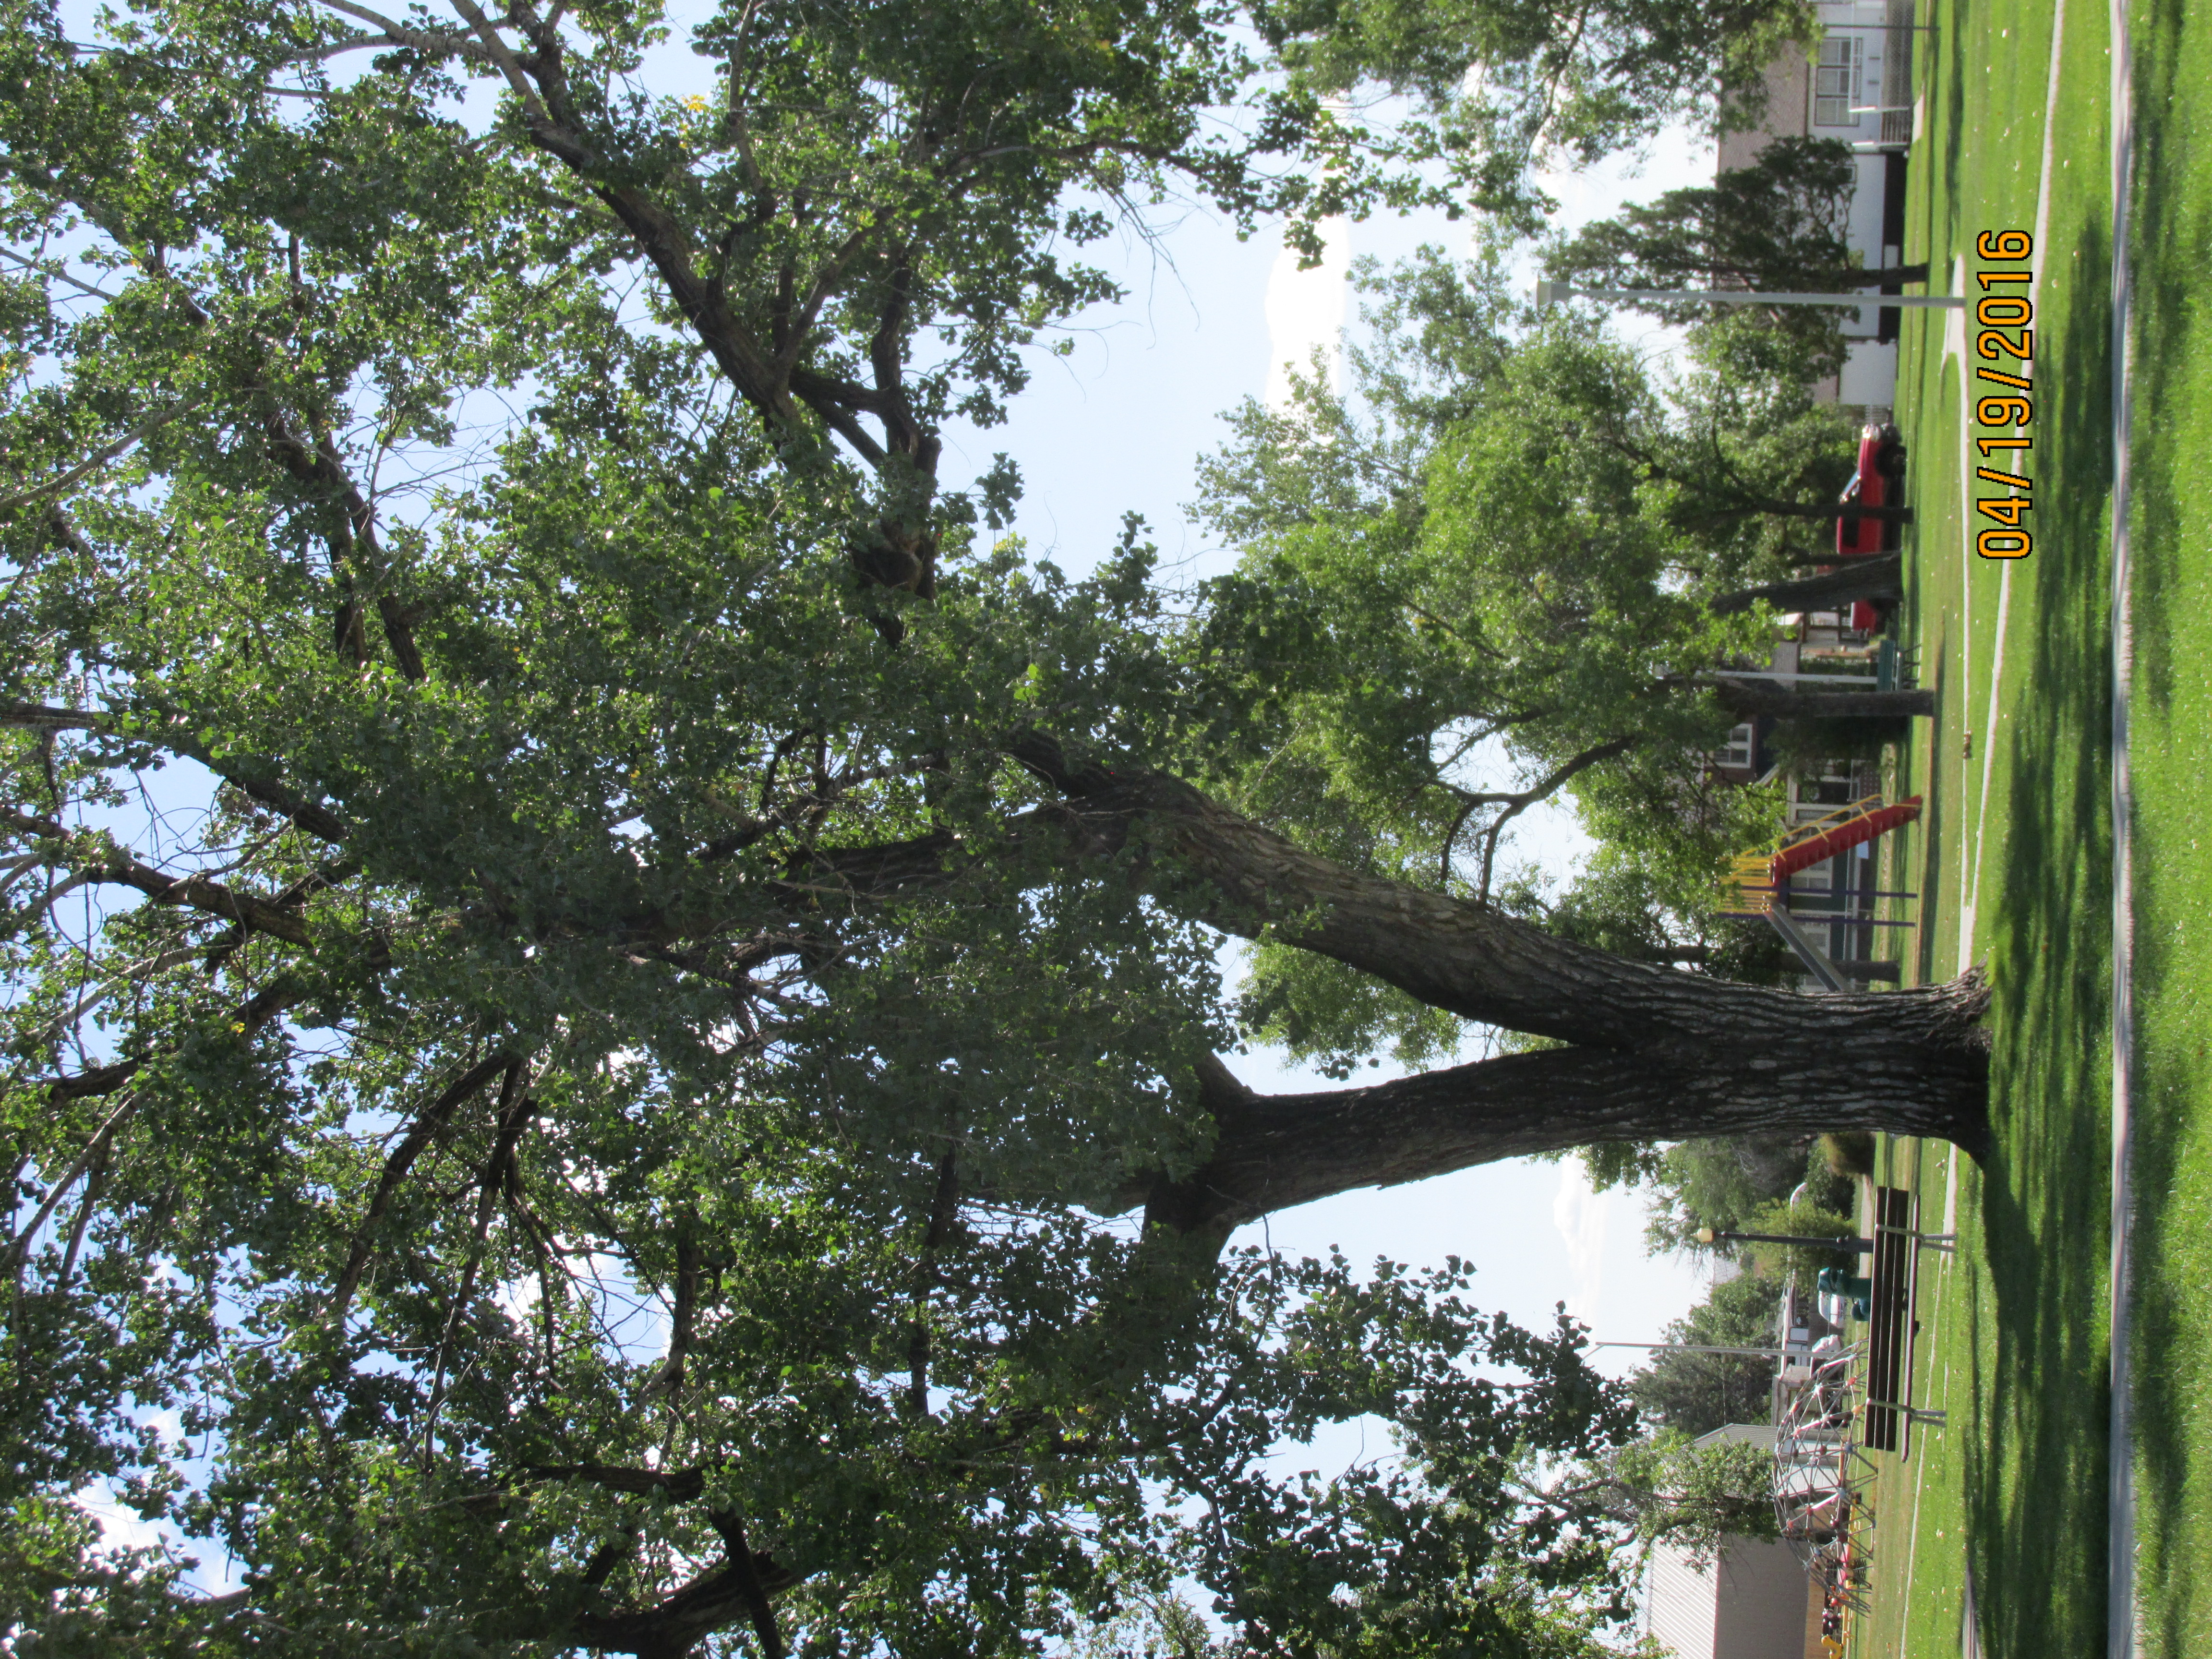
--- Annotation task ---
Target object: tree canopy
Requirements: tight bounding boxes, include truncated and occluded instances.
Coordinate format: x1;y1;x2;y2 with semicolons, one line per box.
1545;136;1927;380
3;0;1973;1650
1255;0;1820;229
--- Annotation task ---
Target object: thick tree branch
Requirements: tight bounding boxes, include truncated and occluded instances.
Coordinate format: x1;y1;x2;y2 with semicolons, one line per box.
419;1059;533;1456
710;1509;787;1659
541;1467;804;1659
656;1214;703;1400
7;977;304;1264
1;809;316;944
1143;986;1991;1230
905;1149;960;1418
786;733;1950;1062
175;745;354;843
0;396;205;516
0;1091;139;1273
12;828;307;943
0;700;102;732
0;704;352;843
254;405;424;678
1004;734;1888;1057
328;1052;515;1324
1462;736;1636;903
530;1464;707;1501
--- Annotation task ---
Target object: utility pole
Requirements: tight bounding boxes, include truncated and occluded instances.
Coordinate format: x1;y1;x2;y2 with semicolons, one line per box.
1535;279;1967;312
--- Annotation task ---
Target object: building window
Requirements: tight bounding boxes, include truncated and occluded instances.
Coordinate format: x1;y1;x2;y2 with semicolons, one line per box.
1717;724;1756;769
1813;35;1862;126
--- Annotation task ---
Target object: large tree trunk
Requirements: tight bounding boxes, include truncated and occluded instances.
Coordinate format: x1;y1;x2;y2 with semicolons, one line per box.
1710;553;1903;616
1800;264;1932;289
979;737;1991;1195
1142;998;1988;1230
808;739;1990;1216
1739;498;1913;526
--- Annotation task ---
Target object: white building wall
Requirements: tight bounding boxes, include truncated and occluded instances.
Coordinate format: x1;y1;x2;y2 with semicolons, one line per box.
1648;1545;1719;1659
1839;339;1899;405
1719;3;1918;407
1806;0;1910;144
1710;1541;1814;1659
1646;1539;1812;1659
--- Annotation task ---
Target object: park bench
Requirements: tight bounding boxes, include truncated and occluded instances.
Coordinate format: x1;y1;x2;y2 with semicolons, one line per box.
1861;1184;1951;1450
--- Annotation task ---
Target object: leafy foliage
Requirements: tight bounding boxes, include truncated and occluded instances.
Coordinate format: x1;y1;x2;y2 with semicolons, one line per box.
1191;251;1808;918
1740;1196;1863;1291
0;0;1802;1649
1602;1431;1779;1561
1254;0;1821;230
1545;135;1899;380
1615;1135;1828;1257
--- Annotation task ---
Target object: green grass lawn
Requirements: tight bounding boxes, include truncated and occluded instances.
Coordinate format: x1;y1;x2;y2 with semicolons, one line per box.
2114;0;2212;1648
1843;0;2124;1653
1833;0;2212;1648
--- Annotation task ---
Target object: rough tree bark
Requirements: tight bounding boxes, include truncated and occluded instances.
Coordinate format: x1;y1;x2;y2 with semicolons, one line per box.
1141;1002;1988;1233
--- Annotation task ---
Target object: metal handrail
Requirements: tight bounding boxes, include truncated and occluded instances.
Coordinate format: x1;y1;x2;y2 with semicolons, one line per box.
1776;793;1891;852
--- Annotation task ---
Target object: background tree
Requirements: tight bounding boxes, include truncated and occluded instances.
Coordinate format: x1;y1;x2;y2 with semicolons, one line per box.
1585;1128;1857;1259
1738;1195;1865;1290
1253;0;1821;230
1521;1429;1778;1572
1609;1433;1780;1561
1623;1270;1786;1437
1544;135;1930;379
1190;255;1920;948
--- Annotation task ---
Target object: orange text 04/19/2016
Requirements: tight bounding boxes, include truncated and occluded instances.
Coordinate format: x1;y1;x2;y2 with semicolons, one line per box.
1972;229;2035;560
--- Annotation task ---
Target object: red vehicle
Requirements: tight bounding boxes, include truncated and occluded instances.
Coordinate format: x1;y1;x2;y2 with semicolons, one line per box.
1832;422;1907;630
1834;422;1908;559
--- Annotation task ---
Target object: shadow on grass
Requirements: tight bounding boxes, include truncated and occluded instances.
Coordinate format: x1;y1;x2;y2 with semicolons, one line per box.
1961;211;2116;1659
1904;358;1957;991
2108;0;2212;1646
2128;0;2206;715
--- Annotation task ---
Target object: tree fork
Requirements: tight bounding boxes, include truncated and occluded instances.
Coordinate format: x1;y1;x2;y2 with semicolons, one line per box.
997;735;1995;1213
1144;980;1991;1231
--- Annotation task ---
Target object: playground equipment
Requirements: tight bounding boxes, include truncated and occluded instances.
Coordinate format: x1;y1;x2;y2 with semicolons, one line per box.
1720;794;1923;914
1720;794;1922;989
1769;1187;1953;1632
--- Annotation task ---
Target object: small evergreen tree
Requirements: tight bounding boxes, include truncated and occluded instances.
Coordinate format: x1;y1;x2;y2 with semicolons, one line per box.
1625;1272;1782;1437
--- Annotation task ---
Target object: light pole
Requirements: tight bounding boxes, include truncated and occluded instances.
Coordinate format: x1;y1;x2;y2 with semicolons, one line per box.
1534;278;1967;312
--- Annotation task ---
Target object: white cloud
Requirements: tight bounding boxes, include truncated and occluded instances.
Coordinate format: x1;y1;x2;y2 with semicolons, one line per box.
73;1484;169;1554
72;1482;242;1597
1550;1155;1611;1321
1263;215;1351;412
